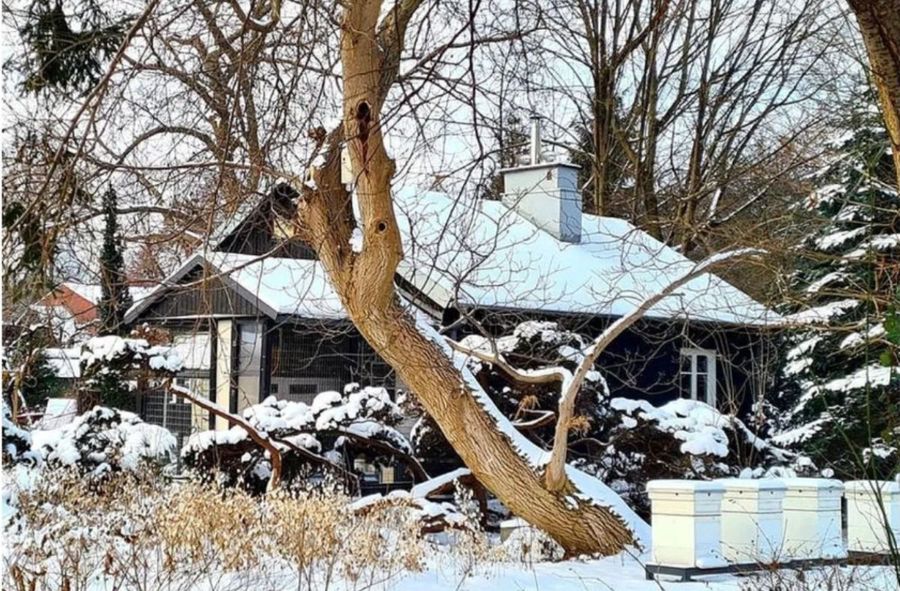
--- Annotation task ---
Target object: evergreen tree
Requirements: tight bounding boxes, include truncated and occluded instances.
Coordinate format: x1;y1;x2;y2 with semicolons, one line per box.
97;186;133;336
773;100;900;478
479;114;529;200
18;0;130;95
87;186;135;411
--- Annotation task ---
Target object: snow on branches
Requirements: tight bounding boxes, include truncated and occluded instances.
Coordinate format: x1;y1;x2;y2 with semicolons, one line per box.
31;407;176;479
182;383;422;494
436;319;804;518
773;106;900;479
76;335;185;412
79;335;184;374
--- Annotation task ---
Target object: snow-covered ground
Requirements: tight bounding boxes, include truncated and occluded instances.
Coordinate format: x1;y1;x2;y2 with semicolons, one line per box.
394;554;898;591
102;551;895;591
4;457;897;591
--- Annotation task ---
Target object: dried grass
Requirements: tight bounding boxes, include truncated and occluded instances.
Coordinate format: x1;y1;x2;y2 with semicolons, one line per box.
4;467;502;591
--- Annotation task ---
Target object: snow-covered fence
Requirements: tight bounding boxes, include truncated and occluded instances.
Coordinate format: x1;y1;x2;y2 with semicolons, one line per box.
781;478;845;561
646;481;727;570
846;480;900;554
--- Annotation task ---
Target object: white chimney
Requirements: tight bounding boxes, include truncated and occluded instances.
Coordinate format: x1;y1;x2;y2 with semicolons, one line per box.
501;117;582;243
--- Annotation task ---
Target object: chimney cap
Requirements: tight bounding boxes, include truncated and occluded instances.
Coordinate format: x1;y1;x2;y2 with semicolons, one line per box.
498;161;581;174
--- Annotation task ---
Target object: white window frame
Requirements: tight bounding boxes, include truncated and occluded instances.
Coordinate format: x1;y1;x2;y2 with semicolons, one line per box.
680;348;717;407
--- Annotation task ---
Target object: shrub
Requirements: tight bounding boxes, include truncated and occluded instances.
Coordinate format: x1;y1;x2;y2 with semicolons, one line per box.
4;472;433;591
420;320;808;518
182;383;416;494
35;406;176;479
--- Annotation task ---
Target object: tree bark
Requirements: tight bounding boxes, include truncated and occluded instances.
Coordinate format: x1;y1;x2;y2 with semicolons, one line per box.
847;0;900;190
294;0;644;556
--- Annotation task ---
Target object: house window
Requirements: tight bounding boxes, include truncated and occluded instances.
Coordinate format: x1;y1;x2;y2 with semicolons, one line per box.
680;348;717;406
288;383;317;396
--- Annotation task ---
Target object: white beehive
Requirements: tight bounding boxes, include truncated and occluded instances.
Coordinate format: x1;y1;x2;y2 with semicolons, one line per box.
646;480;727;569
846;480;900;554
719;479;786;564
499;517;529;542
781;478;845;560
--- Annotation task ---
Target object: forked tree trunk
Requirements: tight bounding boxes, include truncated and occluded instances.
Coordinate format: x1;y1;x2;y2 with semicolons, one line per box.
349;304;638;555
294;0;643;556
847;0;900;190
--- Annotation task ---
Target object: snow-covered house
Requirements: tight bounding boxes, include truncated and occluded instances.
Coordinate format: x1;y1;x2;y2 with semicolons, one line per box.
125;126;780;441
31;282;154;345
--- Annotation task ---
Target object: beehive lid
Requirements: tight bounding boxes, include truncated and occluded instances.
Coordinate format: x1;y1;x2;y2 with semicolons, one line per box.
646;480;724;494
718;478;786;492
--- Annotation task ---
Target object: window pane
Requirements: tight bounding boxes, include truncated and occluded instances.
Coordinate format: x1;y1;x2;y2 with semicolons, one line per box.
696;374;708;403
238;323;262;373
696;354;708;373
680;372;692;398
680;353;692;373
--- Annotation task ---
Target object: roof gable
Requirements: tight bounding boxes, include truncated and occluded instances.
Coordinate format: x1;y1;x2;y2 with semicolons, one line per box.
211;184;315;259
125;252;346;323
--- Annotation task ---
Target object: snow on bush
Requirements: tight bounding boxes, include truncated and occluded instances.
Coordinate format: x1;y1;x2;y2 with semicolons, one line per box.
3;474;436;591
572;397;809;517
609;397;791;460
79;335;184;373
182;383;413;493
33;406;176;478
351;489;470;534
76;335;184;412
2;399;41;466
419;320;804;518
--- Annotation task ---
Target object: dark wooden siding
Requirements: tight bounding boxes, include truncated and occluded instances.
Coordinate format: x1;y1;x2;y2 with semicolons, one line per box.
264;320;396;402
139;267;264;320
452;306;775;419
217;200;316;260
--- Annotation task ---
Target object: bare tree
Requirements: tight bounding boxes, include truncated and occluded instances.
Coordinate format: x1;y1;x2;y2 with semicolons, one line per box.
534;0;832;251
288;0;778;555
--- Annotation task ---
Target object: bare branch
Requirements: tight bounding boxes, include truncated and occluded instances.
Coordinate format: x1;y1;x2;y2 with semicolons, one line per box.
543;247;766;490
168;382;283;491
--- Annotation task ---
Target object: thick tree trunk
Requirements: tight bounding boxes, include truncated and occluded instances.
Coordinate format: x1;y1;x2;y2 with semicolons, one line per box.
847;0;900;190
351;302;638;556
294;0;645;556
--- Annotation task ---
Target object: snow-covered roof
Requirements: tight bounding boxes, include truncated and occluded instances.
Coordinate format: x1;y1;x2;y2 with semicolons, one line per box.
209;253;345;318
62;282;103;304
60;282;152;305
126;251;346;322
43;347;81;379
394;189;778;325
128;187;777;326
